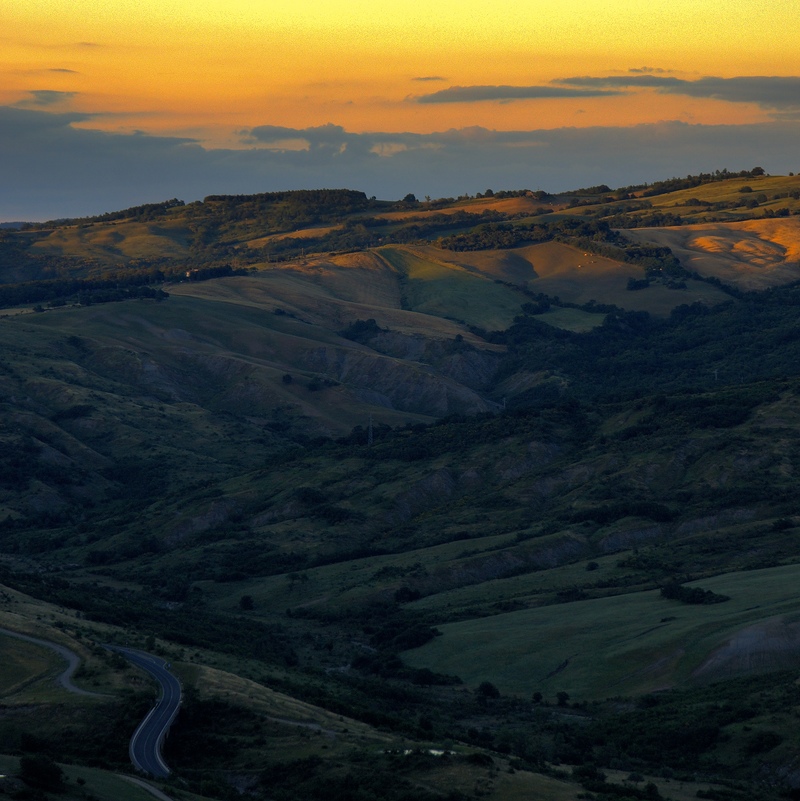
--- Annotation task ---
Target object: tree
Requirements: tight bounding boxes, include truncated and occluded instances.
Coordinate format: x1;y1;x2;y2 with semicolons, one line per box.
476;681;500;699
239;594;254;611
19;754;65;792
556;691;570;707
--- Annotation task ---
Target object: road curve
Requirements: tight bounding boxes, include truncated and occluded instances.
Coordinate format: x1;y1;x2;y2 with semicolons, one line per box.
0;626;107;697
107;646;182;779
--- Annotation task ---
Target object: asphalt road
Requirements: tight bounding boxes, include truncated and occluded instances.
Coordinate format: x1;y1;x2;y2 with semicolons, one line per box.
108;646;182;779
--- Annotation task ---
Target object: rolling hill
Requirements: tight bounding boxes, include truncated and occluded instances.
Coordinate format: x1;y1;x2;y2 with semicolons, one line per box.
3;170;800;801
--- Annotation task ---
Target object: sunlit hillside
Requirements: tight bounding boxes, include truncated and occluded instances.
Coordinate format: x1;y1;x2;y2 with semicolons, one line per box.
627;218;800;289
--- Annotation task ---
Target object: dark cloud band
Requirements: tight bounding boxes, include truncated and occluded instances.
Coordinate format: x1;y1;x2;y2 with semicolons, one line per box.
2;105;799;221
559;75;800;109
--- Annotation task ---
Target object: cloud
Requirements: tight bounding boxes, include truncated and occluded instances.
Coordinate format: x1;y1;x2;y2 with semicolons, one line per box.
49;68;79;74
412;76;447;82
22;90;78;107
245;123;348;149
2;105;799;221
559;75;800;109
677;76;800;108
561;75;692;89
628;67;668;74
416;84;621;103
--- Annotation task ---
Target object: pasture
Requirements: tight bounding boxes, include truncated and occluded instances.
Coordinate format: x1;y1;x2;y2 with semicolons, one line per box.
404;563;800;700
27;221;191;262
627;217;800;290
378;246;526;330
0;634;61;698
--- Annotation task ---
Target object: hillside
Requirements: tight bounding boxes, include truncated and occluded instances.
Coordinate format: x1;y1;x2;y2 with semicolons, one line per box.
3;171;800;801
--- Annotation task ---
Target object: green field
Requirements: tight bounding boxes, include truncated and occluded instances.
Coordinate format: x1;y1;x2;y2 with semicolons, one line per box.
405;563;800;700
27;220;191;262
378;246;526;329
0;635;61;697
0;755;218;801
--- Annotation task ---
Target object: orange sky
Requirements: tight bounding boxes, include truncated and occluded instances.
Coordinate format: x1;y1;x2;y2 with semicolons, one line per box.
4;0;800;220
3;0;797;145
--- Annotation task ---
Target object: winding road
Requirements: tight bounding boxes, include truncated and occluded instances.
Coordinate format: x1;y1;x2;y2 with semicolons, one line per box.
0;626;107;697
107;646;182;779
1;628;181;782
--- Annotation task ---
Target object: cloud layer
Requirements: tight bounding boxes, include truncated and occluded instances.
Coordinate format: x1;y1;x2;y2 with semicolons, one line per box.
560;75;800;109
415;75;800;110
2;105;799;221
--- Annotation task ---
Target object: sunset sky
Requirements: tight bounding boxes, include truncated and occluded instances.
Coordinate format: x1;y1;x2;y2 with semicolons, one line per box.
2;0;800;219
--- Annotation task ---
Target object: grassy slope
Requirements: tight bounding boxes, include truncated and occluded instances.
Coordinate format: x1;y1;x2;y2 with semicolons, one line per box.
376;246;527;329
404;564;800;699
26;220;191;262
641;174;800;216
626;218;800;290
0;636;62;697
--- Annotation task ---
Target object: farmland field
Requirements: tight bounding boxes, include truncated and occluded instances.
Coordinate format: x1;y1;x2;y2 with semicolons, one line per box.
405;563;800;699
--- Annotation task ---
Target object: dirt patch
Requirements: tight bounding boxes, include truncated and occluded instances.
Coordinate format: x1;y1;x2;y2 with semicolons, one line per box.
693;617;800;682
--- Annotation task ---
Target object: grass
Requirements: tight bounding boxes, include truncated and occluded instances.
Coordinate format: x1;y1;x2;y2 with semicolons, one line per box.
14;291;446;435
404;562;800;700
28;221;191;262
513;242;732;314
185;663;395;745
644;174;800;212
537;307;607;331
0;755;219;801
378;246;526;329
626;218;800;290
198;529;520;616
0;635;61;697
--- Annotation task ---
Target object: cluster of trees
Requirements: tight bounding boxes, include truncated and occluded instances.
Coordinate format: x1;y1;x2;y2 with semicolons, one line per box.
660;581;730;605
0;263;245;308
197;189;377;238
21;198;186;230
253;209;506;261
488;280;800;405
619;167;766;198
438;221;547;251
